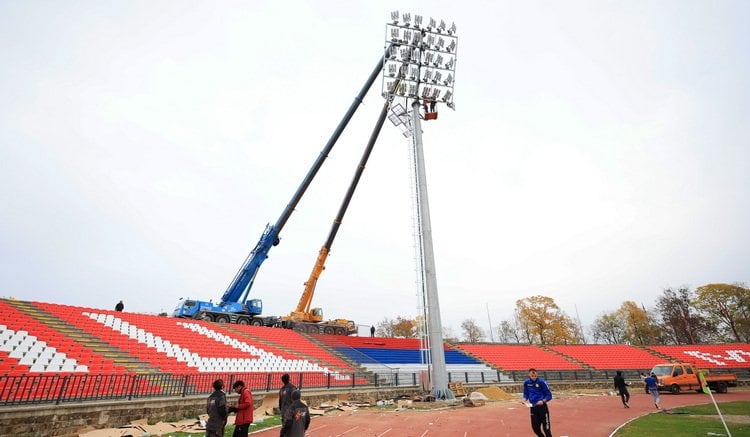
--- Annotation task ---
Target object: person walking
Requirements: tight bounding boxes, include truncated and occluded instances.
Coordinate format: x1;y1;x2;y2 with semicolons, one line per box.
614;370;631;408
643;372;661;409
206;379;227;437
278;373;297;436
228;380;253;437
523;368;553;437
280;390;310;437
115;300;124;312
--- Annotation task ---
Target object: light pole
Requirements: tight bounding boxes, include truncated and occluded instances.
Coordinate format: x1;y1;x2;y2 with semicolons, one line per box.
382;11;457;400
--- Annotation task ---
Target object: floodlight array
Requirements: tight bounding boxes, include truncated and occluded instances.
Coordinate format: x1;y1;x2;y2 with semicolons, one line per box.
382;11;457;109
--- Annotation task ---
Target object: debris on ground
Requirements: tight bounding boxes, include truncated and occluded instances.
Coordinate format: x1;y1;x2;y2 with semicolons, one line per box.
463;391;488;407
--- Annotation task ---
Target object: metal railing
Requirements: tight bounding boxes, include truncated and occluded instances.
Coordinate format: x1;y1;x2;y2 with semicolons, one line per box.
1;368;746;407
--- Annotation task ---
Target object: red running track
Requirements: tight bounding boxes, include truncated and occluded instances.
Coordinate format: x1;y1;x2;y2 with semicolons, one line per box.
250;390;750;436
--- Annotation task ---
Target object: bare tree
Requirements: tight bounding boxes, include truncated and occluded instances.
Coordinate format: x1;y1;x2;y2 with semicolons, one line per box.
496;319;522;343
460;319;485;343
656;287;710;344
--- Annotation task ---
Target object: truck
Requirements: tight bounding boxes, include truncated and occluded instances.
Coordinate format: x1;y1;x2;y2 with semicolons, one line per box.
172;48;392;326
280;91;394;336
649;363;738;394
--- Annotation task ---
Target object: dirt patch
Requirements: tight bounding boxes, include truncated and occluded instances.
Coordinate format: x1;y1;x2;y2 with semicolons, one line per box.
473;385;515;401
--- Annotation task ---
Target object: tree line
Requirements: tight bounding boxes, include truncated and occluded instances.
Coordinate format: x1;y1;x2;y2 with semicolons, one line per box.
374;282;749;345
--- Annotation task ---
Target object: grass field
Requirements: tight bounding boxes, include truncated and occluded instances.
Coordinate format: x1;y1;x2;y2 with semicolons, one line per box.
615;401;750;437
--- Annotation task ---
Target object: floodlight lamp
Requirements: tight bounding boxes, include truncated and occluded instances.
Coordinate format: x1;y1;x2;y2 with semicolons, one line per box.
398;64;408;79
421;87;432;98
437;37;445;50
422;69;433;82
433;71;442;83
398;82;406;95
391;11;399;24
412;32;422;46
388;64;397;77
445;58;455;70
425;35;436;50
409;66;419;79
444;73;453;86
434;54;444;67
400;47;411;61
442;90;453;101
439;20;447;33
390;27;400;42
408;84;418;97
403;13;411;26
448;22;457;35
447;40;457;53
424;51;434;65
414;15;423;28
432;88;440;99
403;30;413;44
411;49;420;63
429;17;437;30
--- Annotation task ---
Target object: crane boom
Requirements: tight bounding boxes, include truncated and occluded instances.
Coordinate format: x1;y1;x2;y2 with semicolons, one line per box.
286;95;391;332
219;49;392;306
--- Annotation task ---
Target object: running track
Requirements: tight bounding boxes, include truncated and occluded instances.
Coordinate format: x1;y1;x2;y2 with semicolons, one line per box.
250;390;750;436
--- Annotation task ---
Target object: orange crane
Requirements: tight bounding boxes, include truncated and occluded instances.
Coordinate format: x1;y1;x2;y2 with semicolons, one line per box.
280;96;393;335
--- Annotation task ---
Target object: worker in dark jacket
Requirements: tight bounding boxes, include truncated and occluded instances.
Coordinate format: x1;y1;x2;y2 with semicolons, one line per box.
278;373;297;436
206;379;227;437
523;368;553;437
614;370;630;408
280;390;310;437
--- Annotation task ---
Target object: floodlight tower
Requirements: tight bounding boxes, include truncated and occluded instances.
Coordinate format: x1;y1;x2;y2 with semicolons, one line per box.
382;11;457;400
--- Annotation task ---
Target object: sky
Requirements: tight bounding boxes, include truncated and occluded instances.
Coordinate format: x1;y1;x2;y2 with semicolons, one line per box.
1;1;748;340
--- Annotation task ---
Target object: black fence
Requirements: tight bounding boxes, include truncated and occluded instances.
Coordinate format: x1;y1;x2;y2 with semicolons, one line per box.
1;368;747;407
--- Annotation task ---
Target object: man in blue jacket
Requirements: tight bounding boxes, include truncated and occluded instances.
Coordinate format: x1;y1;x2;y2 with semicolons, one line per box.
523;368;553;437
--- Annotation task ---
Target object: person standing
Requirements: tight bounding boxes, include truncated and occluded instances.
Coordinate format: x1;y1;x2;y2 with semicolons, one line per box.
523;368;553;437
206;379;227;437
280;390;310;437
228;380;253;437
614;370;630;408
115;300;124;312
370;325;375;337
643;372;661;409
278;373;297;436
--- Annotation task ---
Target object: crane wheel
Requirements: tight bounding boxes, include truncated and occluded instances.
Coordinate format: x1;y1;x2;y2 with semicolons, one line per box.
237;318;250;325
335;327;346;336
251;319;263;326
216;315;230;324
307;325;319;334
324;326;335;335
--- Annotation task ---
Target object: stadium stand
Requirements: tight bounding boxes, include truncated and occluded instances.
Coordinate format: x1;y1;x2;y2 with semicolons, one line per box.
314;335;505;383
1;298;748;406
454;344;584;371
547;344;664;370
645;344;750;368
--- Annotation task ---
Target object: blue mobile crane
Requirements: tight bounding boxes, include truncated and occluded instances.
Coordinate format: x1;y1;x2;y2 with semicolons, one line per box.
172;50;390;326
